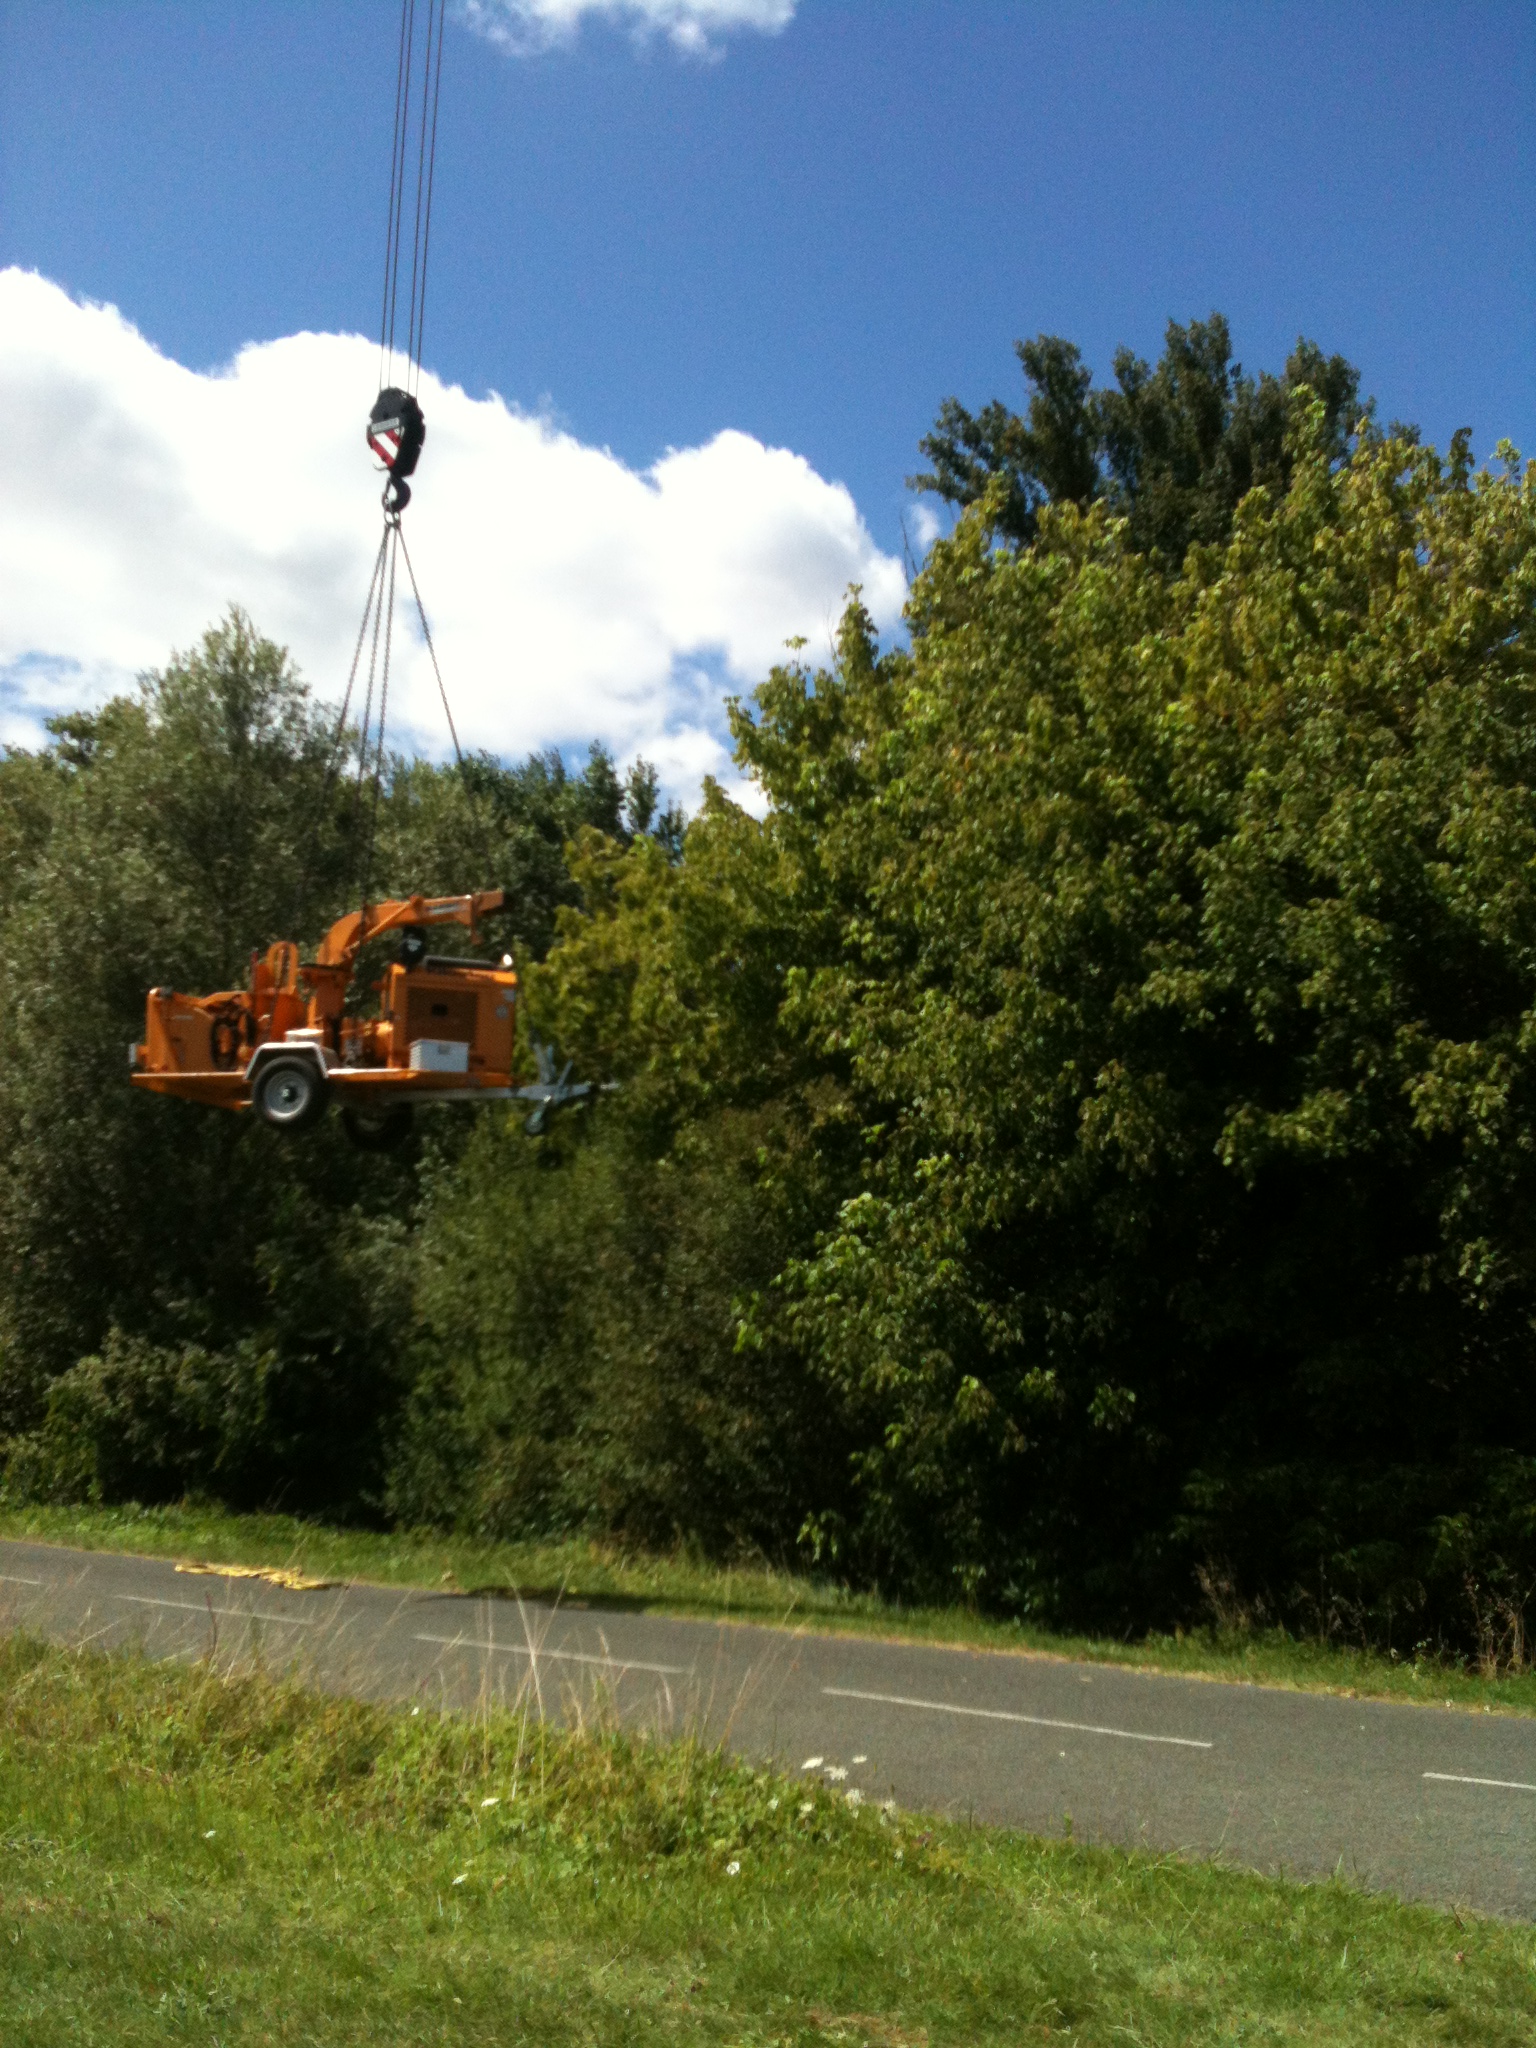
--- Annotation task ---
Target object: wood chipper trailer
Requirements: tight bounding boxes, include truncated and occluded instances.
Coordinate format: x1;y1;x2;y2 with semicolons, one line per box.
130;890;588;1146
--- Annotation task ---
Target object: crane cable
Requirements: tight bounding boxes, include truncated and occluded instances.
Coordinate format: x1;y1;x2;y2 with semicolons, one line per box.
378;0;447;402
317;0;484;924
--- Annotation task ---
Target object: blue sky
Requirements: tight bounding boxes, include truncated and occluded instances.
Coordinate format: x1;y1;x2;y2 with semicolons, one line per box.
6;1;1532;544
1;1;1533;784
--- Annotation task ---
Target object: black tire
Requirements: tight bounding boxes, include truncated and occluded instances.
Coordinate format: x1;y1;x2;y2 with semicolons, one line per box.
340;1100;415;1152
253;1056;328;1133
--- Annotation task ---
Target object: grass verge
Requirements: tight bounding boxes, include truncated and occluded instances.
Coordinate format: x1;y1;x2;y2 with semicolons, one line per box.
2;1499;1534;1717
0;1633;1532;2046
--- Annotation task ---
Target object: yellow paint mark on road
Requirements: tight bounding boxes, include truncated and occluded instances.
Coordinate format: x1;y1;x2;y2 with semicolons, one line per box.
175;1561;333;1592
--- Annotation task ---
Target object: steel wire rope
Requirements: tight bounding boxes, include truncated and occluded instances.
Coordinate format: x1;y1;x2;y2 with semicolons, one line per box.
293;523;390;933
377;0;413;388
348;528;392;913
396;519;500;886
380;0;419;387
403;0;446;397
381;0;499;894
357;522;400;914
412;3;447;390
336;0;500;942
326;523;390;778
395;521;461;769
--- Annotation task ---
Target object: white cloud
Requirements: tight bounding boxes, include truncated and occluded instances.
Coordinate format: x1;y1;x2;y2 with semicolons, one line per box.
459;0;796;59
909;501;943;553
0;268;904;802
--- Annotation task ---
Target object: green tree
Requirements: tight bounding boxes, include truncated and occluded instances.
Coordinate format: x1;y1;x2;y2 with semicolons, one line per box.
0;614;419;1499
913;314;1362;565
754;410;1536;1633
368;741;675;964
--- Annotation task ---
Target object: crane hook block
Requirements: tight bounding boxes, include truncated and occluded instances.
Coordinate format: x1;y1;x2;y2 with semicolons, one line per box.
367;387;426;512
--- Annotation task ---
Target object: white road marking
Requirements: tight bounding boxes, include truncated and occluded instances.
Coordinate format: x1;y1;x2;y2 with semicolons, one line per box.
1423;1771;1536;1794
0;1574;42;1585
414;1632;690;1677
112;1594;316;1625
822;1685;1213;1750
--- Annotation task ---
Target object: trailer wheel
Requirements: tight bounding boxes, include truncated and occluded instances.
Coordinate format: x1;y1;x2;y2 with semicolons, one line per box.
253;1056;328;1132
341;1101;414;1152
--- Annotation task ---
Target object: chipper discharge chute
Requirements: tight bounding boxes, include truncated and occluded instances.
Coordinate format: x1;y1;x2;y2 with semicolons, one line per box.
130;892;593;1147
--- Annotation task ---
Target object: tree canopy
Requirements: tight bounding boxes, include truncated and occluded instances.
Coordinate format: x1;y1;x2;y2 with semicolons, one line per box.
536;396;1536;1639
912;314;1363;565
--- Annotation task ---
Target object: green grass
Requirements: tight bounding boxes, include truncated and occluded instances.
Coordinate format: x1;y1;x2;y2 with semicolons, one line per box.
3;1499;1534;1718
1;1634;1532;2047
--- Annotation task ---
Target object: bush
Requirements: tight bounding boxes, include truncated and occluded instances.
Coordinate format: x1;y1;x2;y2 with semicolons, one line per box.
388;1098;851;1559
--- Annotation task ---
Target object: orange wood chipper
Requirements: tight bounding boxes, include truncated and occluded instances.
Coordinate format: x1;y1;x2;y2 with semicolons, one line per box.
129;890;591;1146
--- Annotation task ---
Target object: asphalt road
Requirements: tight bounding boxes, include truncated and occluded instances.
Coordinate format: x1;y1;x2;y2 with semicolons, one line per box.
2;1537;1533;1919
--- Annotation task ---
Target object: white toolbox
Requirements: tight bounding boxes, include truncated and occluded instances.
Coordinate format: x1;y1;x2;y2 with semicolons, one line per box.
408;1038;470;1074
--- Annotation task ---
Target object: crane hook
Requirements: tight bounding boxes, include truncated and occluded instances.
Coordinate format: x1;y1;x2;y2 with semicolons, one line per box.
367;387;426;514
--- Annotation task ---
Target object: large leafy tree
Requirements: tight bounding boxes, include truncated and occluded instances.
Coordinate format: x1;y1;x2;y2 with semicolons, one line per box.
748;409;1536;1631
0;615;409;1497
534;401;1536;1636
